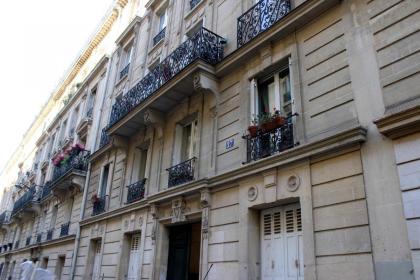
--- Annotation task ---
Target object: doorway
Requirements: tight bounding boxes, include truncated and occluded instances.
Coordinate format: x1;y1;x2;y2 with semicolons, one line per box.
166;222;201;280
261;203;303;280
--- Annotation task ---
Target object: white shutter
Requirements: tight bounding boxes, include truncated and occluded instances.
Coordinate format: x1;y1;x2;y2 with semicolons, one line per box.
261;204;303;280
92;241;102;280
127;234;141;280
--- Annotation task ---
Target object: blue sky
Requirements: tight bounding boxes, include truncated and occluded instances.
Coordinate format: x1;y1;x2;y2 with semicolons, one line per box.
0;0;113;172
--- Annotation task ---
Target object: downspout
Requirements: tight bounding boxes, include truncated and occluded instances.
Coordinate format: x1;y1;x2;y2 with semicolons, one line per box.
69;54;114;279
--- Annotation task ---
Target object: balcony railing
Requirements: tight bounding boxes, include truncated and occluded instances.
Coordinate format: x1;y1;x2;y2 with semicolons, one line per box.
25;236;31;246
190;0;201;9
60;222;70;237
51;149;90;183
126;179;146;204
41;182;52;200
92;196;106;216
167;157;196;188
12;186;38;216
0;211;11;224
46;229;53;241
99;128;111;148
108;27;225;128
153;27;166;46
36;233;42;243
243;116;294;163
120;63;130;79
237;0;291;47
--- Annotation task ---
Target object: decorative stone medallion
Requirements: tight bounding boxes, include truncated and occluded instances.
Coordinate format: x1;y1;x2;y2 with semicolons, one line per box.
287;174;300;192
248;186;258;201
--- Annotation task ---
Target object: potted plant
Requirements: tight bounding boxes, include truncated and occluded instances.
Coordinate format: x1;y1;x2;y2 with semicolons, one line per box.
259;112;276;133
247;117;259;138
272;108;286;127
91;192;100;204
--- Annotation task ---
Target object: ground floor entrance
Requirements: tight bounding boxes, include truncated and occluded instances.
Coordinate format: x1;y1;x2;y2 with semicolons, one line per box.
166;222;201;280
261;203;303;280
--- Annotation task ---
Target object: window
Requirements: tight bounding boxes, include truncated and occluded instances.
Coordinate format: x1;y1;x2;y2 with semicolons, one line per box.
55;256;65;280
131;147;148;183
41;257;48;269
257;67;292;117
99;164;110;197
70;106;79;135
59;120;67;145
153;9;167;46
91;240;102;280
158;10;167;32
50;204;58;230
123;44;134;68
181;120;198;162
126;234;141;280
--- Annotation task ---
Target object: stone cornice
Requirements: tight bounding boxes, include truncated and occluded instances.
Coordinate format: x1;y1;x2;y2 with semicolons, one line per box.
374;103;420;139
115;16;143;45
80;125;366;226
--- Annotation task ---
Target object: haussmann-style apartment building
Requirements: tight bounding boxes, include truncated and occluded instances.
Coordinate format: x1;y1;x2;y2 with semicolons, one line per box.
0;0;419;279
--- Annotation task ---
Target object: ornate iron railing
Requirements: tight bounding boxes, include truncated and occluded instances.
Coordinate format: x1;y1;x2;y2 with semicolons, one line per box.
0;211;11;224
60;222;70;237
237;0;291;47
12;186;38;216
243;116;295;163
46;229;53;241
153;27;166;46
126;179;146;204
190;0;201;9
25;236;31;246
36;233;42;243
99;128;111;148
92;196;106;216
41;182;52;200
167;157;196;188
14;240;19;249
51;149;90;183
108;27;225;128
120;63;130;79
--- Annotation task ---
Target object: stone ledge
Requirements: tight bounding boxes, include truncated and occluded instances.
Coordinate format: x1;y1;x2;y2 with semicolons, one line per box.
374;104;420;139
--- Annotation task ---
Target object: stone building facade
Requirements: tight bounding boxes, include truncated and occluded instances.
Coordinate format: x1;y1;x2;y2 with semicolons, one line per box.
0;0;419;279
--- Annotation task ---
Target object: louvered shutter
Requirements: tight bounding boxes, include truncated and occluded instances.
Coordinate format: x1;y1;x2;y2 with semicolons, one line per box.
127;234;141;280
92;240;102;280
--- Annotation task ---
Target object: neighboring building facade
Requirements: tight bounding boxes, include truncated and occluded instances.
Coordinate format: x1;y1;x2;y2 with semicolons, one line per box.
0;0;419;280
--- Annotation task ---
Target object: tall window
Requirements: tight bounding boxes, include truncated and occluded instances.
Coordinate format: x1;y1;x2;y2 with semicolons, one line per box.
123;44;134;68
131;148;148;183
59;120;67;145
99;164;110;197
158;10;167;32
50;205;58;230
257;67;292;117
126;234;141;280
70;106;79;136
181;120;198;162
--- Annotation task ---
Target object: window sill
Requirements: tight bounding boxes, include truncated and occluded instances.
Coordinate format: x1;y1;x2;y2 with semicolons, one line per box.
115;72;128;88
184;0;205;20
148;37;165;56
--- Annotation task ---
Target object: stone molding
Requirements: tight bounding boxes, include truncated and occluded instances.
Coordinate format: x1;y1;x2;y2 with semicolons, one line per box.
374;104;420;139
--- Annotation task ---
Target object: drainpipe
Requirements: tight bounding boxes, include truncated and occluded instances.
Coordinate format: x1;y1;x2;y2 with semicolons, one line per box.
69;54;114;279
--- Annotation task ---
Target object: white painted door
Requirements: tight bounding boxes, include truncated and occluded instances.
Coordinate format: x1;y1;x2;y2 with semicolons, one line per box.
261;204;303;280
127;234;141;280
92;240;102;280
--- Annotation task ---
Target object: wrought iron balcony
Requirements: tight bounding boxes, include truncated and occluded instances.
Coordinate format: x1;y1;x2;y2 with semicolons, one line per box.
237;0;291;47
51;149;90;184
14;240;19;249
153;27;166;46
120;63;130;79
99;128;111;148
36;233;42;243
190;0;201;9
108;27;225;128
11;186;39;217
60;222;70;237
25;236;31;246
244;116;294;163
0;211;11;224
92;196;106;216
167;157;196;188
126;179;146;204
46;229;53;241
40;182;52;200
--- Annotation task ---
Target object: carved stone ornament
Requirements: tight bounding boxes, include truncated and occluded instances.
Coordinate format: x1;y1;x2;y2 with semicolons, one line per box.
287;174;301;192
171;198;187;223
200;188;211;208
150;204;159;241
201;207;210;239
248;186;258;201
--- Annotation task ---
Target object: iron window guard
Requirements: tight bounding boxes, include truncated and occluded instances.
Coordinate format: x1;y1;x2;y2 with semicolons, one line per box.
60;222;70;237
126;179;147;204
120;63;130;80
237;0;291;48
92;196;107;216
14;240;19;249
46;229;53;241
11;186;38;216
99;128;111;149
243;114;296;163
166;157;196;188
190;0;201;10
25;236;31;246
36;233;42;243
108;27;225;128
153;27;166;46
